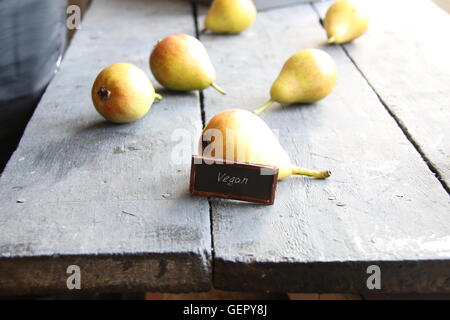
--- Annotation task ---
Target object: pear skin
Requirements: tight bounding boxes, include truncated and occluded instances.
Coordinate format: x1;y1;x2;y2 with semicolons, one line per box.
324;0;369;44
150;33;225;94
91;63;161;123
253;49;337;115
204;0;257;34
200;109;330;180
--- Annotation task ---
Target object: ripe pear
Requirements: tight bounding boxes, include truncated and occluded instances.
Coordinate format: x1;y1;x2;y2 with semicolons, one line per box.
91;63;162;123
200;109;330;180
203;0;257;34
324;0;369;44
253;49;337;115
150;33;225;94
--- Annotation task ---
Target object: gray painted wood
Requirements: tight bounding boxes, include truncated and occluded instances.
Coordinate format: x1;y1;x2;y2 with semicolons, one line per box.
198;3;450;293
315;0;450;189
0;0;211;295
192;0;319;11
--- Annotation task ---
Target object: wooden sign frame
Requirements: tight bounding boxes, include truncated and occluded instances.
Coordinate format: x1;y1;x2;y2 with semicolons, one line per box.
189;155;279;205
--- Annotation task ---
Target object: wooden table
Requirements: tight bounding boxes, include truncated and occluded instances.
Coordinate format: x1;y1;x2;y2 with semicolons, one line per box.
0;0;449;296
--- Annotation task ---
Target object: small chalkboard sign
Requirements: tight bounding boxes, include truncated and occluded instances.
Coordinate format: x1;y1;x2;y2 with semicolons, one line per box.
189;156;279;205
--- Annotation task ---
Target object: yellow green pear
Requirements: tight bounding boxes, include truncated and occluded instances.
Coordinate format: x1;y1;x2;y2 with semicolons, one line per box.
91;63;162;123
324;0;369;44
150;33;225;94
200;109;331;180
253;49;337;115
203;0;257;34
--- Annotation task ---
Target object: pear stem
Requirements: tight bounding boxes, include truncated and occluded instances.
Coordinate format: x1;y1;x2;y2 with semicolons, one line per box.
253;99;274;115
291;167;331;179
155;93;163;101
210;83;227;95
327;36;337;44
200;27;208;34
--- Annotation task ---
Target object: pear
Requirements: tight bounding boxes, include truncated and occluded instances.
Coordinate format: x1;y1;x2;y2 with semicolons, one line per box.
91;63;162;123
200;109;330;180
324;0;369;44
150;33;225;94
253;49;337;115
203;0;257;34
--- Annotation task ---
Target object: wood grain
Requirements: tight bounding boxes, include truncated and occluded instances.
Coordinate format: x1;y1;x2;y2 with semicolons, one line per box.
315;0;450;190
198;2;450;293
0;0;211;295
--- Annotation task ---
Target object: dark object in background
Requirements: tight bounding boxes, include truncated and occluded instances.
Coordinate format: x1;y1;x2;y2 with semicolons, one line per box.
0;0;67;172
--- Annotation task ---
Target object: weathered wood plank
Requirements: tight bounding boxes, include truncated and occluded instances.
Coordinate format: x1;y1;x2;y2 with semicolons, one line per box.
198;3;450;293
192;0;318;11
315;0;450;189
0;0;211;295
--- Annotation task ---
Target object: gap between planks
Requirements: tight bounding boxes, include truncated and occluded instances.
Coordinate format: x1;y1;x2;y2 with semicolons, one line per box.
191;0;216;283
310;2;449;195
